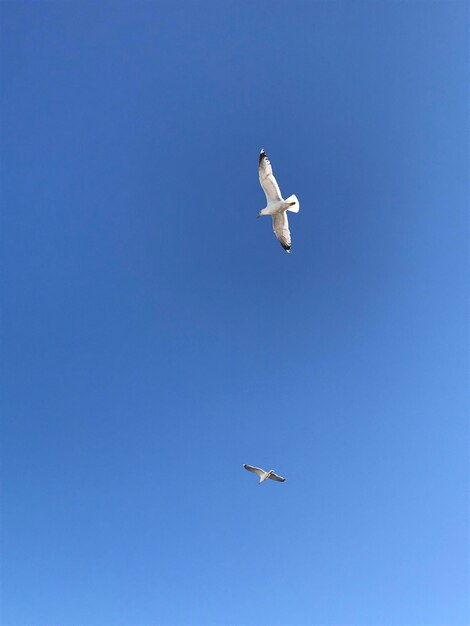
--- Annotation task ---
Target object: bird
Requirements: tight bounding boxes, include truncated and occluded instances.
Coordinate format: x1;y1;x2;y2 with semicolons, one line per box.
243;464;286;484
257;149;300;253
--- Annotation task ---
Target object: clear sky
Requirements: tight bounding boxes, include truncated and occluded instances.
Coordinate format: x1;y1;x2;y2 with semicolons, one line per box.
1;2;468;625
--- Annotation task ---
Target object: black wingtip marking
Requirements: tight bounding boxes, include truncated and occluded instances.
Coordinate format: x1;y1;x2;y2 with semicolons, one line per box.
281;243;291;253
259;149;266;164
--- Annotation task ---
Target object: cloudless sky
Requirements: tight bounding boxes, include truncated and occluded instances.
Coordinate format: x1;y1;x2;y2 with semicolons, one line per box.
1;2;468;625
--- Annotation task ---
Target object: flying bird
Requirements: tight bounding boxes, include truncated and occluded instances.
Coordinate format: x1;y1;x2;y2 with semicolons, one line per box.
243;464;286;484
257;149;300;253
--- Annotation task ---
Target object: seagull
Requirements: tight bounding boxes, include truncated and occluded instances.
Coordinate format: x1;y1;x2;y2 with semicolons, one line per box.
243;464;286;484
257;149;300;253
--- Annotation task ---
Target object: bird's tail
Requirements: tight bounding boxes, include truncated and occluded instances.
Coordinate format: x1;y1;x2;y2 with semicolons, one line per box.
285;194;300;213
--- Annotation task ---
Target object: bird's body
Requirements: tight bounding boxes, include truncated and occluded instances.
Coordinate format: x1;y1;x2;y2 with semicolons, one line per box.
243;464;286;484
258;200;292;217
257;149;299;253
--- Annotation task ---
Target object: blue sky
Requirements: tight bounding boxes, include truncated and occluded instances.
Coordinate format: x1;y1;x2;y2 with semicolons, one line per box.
1;2;468;625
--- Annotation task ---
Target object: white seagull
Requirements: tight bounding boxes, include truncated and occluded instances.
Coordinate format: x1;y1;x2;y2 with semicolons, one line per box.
243;464;286;484
257;149;300;253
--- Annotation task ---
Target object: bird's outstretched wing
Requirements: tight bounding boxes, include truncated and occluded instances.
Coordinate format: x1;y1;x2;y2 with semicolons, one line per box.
272;211;291;253
269;472;286;482
243;464;265;478
259;149;282;203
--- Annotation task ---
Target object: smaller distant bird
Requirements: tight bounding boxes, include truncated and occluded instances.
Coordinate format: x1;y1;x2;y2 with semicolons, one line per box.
243;464;286;484
257;149;300;253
